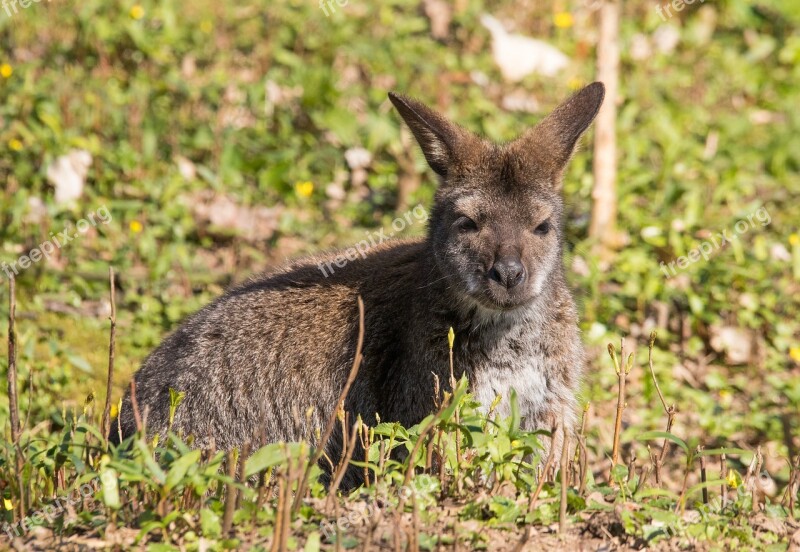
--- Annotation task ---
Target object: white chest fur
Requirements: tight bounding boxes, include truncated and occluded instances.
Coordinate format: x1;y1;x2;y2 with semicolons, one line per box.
471;362;550;420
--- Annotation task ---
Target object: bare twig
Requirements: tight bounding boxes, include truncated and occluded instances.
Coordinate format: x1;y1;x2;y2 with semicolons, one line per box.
293;296;365;515
610;340;632;475
528;423;558;513
647;331;677;464
784;454;798;518
361;422;371;486
402;419;438;491
576;403;590;495
699;447;708;504
675;448;698;513
328;419;361;508
627;453;637;485
271;447;293;552
720;453;728;508
130;378;142;433
649;445;662;487
222;449;238;535
409;494;421;552
635;465;651;495
558;424;570;535
102;267;117;447
7;276;19;442
8;275;25;519
6;275;24;519
236;442;250;510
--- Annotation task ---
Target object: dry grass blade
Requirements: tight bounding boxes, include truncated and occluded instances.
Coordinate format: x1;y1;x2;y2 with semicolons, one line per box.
293;295;365;515
648;331;677;464
327;418;361;508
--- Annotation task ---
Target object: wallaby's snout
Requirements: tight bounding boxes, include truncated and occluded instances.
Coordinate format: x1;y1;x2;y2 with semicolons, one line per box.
489;253;525;289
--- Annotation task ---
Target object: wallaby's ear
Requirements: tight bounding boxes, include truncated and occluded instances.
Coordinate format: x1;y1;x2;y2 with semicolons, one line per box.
388;92;463;177
518;82;606;174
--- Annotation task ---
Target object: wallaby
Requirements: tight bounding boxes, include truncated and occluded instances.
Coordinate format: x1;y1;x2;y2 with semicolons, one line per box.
114;83;605;485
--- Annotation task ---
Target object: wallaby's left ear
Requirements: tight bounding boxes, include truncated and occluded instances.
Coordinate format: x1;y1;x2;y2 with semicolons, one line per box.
388;92;466;178
517;82;605;173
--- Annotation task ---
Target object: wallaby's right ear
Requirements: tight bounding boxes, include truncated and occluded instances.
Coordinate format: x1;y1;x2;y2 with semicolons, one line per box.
388;92;462;177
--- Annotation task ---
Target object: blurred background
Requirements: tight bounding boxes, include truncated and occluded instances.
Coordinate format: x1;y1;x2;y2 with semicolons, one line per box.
1;0;799;476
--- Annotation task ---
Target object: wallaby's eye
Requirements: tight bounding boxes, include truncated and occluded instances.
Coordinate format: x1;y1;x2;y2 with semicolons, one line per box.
456;216;478;233
534;220;551;236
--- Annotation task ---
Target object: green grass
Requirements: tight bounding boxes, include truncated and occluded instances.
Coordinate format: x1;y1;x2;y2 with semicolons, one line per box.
1;0;800;549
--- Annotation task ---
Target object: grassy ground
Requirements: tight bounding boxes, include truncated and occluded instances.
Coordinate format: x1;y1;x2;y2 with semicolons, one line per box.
1;0;800;549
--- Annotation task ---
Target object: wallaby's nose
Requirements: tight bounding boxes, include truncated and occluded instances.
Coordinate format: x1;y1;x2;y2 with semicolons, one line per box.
489;257;525;289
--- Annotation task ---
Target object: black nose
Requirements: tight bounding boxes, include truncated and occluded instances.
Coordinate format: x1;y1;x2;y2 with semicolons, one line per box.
489;257;525;289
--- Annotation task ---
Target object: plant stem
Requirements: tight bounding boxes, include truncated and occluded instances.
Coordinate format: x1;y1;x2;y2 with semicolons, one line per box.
102;266;117;448
293;296;365;515
559;424;570;535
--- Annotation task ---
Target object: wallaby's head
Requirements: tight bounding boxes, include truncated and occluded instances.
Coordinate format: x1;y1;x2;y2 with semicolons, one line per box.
389;83;604;312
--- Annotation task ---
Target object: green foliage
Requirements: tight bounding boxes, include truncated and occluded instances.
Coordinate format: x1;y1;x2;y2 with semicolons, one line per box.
1;0;799;548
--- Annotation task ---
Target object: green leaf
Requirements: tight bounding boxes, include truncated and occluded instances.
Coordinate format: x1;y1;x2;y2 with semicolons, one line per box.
100;466;120;509
67;354;94;374
682;478;728;507
611;463;629;482
168;388;186;429
245;443;286;477
636;431;689;455
164;449;201;492
695;447;752;458
135;440;166;485
200;508;222;538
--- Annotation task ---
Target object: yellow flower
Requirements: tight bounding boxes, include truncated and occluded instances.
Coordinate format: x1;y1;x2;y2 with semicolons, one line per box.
8;139;23;151
790;347;800;363
789;234;799;246
110;402;119;418
726;469;740;489
568;77;583;90
130;220;143;233
448;327;455;350
0;64;12;78
554;12;574;29
200;20;213;33
3;498;12;510
294;181;314;198
130;5;144;20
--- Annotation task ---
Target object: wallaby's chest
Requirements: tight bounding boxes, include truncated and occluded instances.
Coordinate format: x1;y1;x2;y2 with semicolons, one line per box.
470;361;549;417
453;317;569;424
